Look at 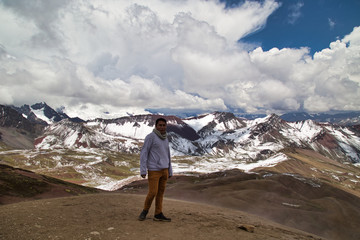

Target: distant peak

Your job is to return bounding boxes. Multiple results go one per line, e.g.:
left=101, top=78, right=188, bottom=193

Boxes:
left=31, top=102, right=49, bottom=110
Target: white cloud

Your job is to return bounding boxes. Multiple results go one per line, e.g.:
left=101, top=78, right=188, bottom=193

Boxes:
left=306, top=27, right=360, bottom=112
left=343, top=26, right=360, bottom=47
left=328, top=18, right=335, bottom=29
left=0, top=0, right=359, bottom=117
left=63, top=103, right=150, bottom=120
left=287, top=1, right=304, bottom=24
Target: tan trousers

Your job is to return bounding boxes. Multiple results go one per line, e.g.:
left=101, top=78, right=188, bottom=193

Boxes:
left=143, top=169, right=169, bottom=215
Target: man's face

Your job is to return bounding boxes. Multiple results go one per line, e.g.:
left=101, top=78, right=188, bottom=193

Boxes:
left=156, top=120, right=167, bottom=135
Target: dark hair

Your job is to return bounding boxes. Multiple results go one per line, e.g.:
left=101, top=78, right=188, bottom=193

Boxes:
left=155, top=117, right=167, bottom=126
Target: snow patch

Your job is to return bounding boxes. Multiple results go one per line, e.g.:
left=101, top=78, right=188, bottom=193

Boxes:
left=283, top=173, right=321, bottom=188
left=183, top=114, right=215, bottom=132
left=172, top=153, right=288, bottom=174
left=104, top=122, right=152, bottom=139
left=97, top=175, right=142, bottom=191
left=31, top=108, right=53, bottom=124
left=282, top=202, right=301, bottom=208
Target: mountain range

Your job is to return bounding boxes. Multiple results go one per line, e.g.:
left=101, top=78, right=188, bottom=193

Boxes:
left=1, top=102, right=358, bottom=162
left=0, top=102, right=359, bottom=184
left=14, top=104, right=360, bottom=160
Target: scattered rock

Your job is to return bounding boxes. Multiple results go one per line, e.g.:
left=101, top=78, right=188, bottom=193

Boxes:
left=238, top=224, right=255, bottom=233
left=34, top=224, right=42, bottom=228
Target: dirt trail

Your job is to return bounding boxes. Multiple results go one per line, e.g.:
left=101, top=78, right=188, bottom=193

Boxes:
left=0, top=193, right=322, bottom=240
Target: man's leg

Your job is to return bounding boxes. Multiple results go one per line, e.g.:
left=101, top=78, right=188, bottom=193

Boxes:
left=155, top=169, right=168, bottom=215
left=143, top=171, right=162, bottom=211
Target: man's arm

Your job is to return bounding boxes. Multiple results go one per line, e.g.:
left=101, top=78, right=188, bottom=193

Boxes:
left=168, top=142, right=173, bottom=178
left=140, top=134, right=152, bottom=178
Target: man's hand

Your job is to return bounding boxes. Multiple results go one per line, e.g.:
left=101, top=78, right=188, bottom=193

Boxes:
left=141, top=174, right=146, bottom=178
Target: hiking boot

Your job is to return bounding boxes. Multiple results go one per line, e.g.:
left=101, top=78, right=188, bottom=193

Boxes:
left=153, top=212, right=171, bottom=222
left=138, top=210, right=148, bottom=221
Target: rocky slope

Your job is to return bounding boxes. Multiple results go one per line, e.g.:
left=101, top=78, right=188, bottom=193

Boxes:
left=0, top=164, right=102, bottom=205
left=0, top=105, right=44, bottom=149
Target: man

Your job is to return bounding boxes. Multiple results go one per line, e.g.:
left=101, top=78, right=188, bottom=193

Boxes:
left=138, top=117, right=173, bottom=222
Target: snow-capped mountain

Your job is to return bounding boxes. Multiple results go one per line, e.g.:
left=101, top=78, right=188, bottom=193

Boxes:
left=5, top=102, right=359, bottom=163
left=11, top=102, right=83, bottom=125
left=34, top=111, right=360, bottom=164
left=184, top=112, right=246, bottom=136
left=35, top=114, right=200, bottom=154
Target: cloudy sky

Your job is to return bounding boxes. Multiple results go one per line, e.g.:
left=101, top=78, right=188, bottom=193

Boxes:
left=0, top=0, right=359, bottom=119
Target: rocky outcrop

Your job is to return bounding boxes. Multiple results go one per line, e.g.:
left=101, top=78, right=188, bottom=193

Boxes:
left=0, top=105, right=44, bottom=135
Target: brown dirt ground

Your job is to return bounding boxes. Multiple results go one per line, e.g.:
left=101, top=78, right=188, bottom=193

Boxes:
left=0, top=193, right=323, bottom=240
left=120, top=169, right=360, bottom=240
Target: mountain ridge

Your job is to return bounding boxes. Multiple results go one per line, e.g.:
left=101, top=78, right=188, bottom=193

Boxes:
left=5, top=102, right=360, bottom=125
